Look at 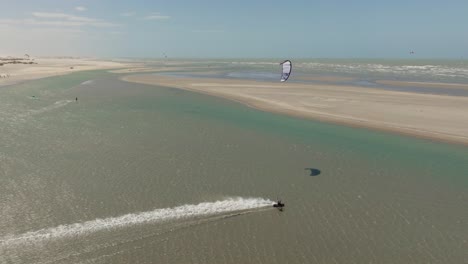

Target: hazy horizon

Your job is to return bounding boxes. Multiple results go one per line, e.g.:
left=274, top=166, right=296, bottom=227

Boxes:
left=1, top=0, right=468, bottom=59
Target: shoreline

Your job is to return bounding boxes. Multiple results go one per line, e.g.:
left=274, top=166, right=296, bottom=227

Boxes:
left=0, top=57, right=130, bottom=88
left=122, top=74, right=468, bottom=146
left=376, top=80, right=468, bottom=90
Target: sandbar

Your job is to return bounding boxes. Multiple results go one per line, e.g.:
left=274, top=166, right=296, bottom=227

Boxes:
left=0, top=57, right=129, bottom=87
left=122, top=74, right=468, bottom=146
left=376, top=80, right=468, bottom=90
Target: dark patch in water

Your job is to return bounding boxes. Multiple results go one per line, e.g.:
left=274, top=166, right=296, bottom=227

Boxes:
left=305, top=168, right=321, bottom=176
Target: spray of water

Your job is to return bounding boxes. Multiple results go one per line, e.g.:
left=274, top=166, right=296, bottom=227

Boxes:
left=1, top=197, right=273, bottom=245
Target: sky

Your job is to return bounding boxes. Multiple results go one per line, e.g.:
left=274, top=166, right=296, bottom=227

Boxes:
left=0, top=0, right=467, bottom=58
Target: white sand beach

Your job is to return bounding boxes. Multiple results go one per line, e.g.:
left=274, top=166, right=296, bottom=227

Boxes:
left=0, top=57, right=128, bottom=87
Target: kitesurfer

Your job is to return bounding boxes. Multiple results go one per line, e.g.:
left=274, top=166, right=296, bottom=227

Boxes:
left=273, top=200, right=285, bottom=211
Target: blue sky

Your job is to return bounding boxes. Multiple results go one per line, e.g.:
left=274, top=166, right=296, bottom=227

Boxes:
left=1, top=0, right=467, bottom=58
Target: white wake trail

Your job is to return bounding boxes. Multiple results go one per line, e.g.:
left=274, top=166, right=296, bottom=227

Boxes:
left=29, top=100, right=74, bottom=116
left=80, top=80, right=94, bottom=85
left=1, top=197, right=273, bottom=246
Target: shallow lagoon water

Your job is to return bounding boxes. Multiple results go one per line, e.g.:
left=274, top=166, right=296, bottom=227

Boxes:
left=0, top=70, right=467, bottom=263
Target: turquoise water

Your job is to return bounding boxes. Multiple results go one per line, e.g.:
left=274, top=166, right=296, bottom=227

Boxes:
left=0, top=70, right=467, bottom=263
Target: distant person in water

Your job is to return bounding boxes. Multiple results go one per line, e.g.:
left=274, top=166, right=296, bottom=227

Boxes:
left=75, top=97, right=78, bottom=102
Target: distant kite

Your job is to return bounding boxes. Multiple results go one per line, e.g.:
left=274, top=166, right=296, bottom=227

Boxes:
left=280, top=60, right=292, bottom=82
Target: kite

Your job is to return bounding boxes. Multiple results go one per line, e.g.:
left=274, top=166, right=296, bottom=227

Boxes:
left=280, top=60, right=292, bottom=82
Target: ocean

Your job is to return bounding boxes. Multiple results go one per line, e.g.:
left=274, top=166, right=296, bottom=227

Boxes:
left=0, top=63, right=467, bottom=263
left=155, top=58, right=468, bottom=96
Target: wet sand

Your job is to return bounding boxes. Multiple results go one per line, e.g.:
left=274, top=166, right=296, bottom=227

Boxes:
left=377, top=80, right=468, bottom=90
left=123, top=74, right=468, bottom=146
left=109, top=66, right=217, bottom=74
left=294, top=75, right=355, bottom=83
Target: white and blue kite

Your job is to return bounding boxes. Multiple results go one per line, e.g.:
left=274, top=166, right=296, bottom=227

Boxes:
left=280, top=60, right=292, bottom=82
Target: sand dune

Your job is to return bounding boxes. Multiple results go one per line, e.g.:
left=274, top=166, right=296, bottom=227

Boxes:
left=123, top=74, right=468, bottom=145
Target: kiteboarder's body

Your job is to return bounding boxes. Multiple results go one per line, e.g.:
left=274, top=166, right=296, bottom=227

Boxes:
left=273, top=200, right=285, bottom=211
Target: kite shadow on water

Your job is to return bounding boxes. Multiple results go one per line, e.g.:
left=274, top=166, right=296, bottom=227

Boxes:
left=305, top=168, right=321, bottom=176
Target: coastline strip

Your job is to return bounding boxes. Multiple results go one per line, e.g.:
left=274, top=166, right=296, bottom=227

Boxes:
left=122, top=74, right=468, bottom=146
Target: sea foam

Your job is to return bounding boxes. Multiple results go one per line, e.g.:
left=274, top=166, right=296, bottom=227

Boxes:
left=0, top=197, right=273, bottom=245
left=80, top=80, right=94, bottom=85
